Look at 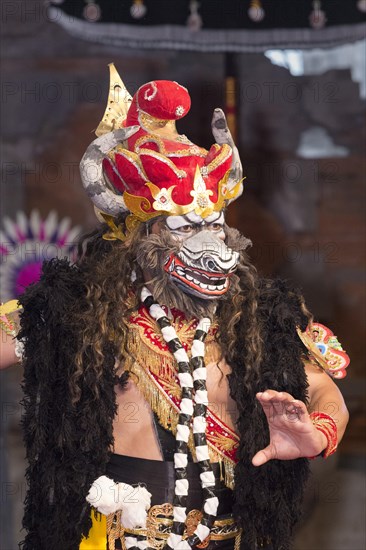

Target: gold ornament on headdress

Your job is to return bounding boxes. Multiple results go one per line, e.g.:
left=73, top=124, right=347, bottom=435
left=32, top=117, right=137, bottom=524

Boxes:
left=89, top=64, right=244, bottom=237
left=124, top=165, right=245, bottom=222
left=101, top=212, right=141, bottom=242
left=94, top=64, right=139, bottom=241
left=95, top=63, right=132, bottom=137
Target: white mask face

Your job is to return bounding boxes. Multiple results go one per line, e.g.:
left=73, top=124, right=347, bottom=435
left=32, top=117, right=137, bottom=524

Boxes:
left=162, top=210, right=239, bottom=300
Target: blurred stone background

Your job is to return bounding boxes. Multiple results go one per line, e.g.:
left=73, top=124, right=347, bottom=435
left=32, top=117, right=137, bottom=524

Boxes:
left=0, top=1, right=365, bottom=549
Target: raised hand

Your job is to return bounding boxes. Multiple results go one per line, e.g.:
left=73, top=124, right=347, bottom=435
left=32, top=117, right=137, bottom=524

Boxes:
left=252, top=390, right=327, bottom=466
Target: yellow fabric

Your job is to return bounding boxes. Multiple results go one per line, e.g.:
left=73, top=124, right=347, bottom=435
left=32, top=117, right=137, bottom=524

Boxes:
left=0, top=300, right=21, bottom=316
left=79, top=512, right=107, bottom=550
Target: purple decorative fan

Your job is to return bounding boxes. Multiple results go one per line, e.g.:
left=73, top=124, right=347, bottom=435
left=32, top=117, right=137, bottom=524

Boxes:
left=0, top=210, right=81, bottom=301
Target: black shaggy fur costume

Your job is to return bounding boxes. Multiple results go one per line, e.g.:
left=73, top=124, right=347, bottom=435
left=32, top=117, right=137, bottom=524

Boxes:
left=18, top=259, right=310, bottom=550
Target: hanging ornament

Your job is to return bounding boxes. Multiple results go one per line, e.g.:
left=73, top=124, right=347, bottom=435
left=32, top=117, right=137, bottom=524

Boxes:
left=130, top=0, right=147, bottom=19
left=187, top=0, right=203, bottom=31
left=248, top=0, right=265, bottom=22
left=357, top=0, right=366, bottom=12
left=83, top=0, right=101, bottom=22
left=309, top=1, right=327, bottom=29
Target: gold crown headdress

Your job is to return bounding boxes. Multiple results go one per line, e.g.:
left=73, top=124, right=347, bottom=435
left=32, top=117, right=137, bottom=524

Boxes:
left=79, top=64, right=244, bottom=237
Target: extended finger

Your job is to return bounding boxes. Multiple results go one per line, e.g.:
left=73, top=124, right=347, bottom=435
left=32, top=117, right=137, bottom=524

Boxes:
left=257, top=392, right=307, bottom=421
left=257, top=390, right=296, bottom=402
left=256, top=392, right=284, bottom=420
left=256, top=391, right=293, bottom=416
left=252, top=444, right=277, bottom=467
left=283, top=398, right=307, bottom=420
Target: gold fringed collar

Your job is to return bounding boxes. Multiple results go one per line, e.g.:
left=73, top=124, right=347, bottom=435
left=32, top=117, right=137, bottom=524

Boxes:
left=124, top=301, right=239, bottom=490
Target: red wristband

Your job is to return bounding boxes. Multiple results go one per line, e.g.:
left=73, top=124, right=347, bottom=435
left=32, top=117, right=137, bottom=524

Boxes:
left=309, top=411, right=338, bottom=458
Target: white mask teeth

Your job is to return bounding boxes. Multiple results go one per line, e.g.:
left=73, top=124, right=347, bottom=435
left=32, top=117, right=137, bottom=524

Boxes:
left=176, top=266, right=185, bottom=277
left=173, top=266, right=228, bottom=293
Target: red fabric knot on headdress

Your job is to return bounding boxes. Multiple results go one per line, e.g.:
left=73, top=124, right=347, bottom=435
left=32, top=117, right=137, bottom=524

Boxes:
left=136, top=80, right=191, bottom=120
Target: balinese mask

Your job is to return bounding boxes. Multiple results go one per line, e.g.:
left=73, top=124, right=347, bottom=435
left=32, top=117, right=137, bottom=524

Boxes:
left=79, top=64, right=244, bottom=301
left=162, top=212, right=239, bottom=299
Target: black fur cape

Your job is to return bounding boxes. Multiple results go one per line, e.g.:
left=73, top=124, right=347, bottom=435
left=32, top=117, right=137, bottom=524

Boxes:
left=18, top=259, right=310, bottom=550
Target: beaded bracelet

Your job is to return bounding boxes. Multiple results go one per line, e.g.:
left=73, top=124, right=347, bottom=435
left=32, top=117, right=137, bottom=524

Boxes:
left=309, top=411, right=338, bottom=458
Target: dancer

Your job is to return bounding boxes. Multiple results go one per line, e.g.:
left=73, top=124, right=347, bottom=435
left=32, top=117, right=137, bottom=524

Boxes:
left=6, top=66, right=349, bottom=550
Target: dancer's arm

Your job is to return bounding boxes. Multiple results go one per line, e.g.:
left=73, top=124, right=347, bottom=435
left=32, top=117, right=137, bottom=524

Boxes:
left=252, top=362, right=349, bottom=466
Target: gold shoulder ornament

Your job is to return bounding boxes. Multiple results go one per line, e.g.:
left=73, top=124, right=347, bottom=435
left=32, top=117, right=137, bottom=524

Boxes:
left=297, top=322, right=350, bottom=379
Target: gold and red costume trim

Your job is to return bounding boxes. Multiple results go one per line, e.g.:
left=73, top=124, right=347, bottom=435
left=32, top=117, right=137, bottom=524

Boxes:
left=297, top=322, right=350, bottom=379
left=99, top=70, right=242, bottom=222
left=309, top=411, right=338, bottom=458
left=103, top=142, right=237, bottom=221
left=124, top=301, right=239, bottom=489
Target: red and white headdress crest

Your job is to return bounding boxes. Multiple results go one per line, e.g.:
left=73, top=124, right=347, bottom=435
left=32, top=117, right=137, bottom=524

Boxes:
left=80, top=64, right=244, bottom=224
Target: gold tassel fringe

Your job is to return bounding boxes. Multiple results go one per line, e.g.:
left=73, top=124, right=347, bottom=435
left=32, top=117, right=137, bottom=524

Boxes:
left=127, top=358, right=235, bottom=490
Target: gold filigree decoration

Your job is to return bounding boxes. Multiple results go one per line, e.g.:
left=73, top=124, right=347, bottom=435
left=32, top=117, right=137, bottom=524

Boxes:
left=121, top=167, right=243, bottom=221
left=135, top=134, right=165, bottom=153
left=95, top=63, right=132, bottom=137
left=146, top=183, right=177, bottom=212
left=208, top=432, right=240, bottom=453
left=126, top=305, right=218, bottom=363
left=123, top=193, right=158, bottom=222
left=0, top=300, right=21, bottom=317
left=111, top=147, right=149, bottom=182
left=297, top=322, right=350, bottom=378
left=186, top=510, right=210, bottom=548
left=189, top=165, right=215, bottom=217
left=101, top=213, right=127, bottom=241
left=105, top=504, right=240, bottom=549
left=205, top=143, right=232, bottom=174
left=101, top=213, right=141, bottom=242
left=106, top=510, right=123, bottom=550
left=134, top=134, right=207, bottom=158
left=139, top=148, right=187, bottom=179
left=138, top=112, right=181, bottom=141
